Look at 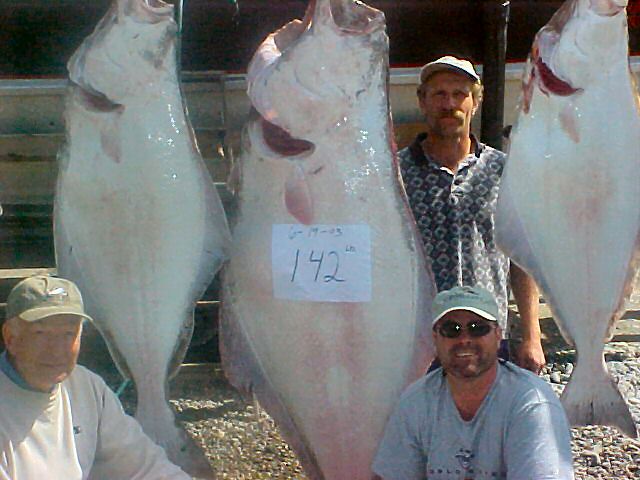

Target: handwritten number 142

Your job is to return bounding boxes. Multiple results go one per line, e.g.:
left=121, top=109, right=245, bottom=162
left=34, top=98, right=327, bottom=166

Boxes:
left=290, top=249, right=345, bottom=283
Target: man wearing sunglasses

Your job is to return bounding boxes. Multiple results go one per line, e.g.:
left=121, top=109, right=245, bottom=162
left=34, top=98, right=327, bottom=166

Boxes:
left=372, top=286, right=574, bottom=480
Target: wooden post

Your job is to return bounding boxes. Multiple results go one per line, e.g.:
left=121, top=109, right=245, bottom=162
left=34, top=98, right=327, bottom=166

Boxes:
left=481, top=0, right=510, bottom=151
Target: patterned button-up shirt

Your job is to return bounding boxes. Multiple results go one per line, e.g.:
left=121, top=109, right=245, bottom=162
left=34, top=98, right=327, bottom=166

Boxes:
left=399, top=133, right=510, bottom=330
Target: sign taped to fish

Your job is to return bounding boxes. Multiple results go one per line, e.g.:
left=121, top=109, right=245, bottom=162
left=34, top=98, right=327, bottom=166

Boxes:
left=272, top=224, right=372, bottom=302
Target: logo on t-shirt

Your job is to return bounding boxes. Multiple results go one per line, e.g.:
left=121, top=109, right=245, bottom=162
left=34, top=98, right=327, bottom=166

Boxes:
left=455, top=448, right=474, bottom=470
left=73, top=426, right=82, bottom=434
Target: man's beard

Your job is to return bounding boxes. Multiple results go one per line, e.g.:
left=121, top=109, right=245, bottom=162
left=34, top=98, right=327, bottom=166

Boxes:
left=442, top=344, right=495, bottom=379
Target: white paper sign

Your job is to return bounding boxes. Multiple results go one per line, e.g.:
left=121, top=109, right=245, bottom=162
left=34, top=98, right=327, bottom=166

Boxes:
left=272, top=224, right=372, bottom=302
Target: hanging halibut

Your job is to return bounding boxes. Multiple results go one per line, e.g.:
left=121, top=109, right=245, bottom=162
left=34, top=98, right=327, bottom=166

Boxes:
left=220, top=0, right=436, bottom=478
left=496, top=0, right=638, bottom=437
left=54, top=0, right=230, bottom=474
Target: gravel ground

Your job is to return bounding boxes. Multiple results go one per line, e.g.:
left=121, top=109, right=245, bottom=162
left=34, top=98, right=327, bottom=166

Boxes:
left=104, top=340, right=640, bottom=479
left=544, top=342, right=640, bottom=479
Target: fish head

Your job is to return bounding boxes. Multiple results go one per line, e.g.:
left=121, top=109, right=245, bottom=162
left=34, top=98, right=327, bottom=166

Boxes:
left=586, top=0, right=628, bottom=15
left=520, top=0, right=629, bottom=113
left=248, top=0, right=388, bottom=143
left=68, top=0, right=177, bottom=104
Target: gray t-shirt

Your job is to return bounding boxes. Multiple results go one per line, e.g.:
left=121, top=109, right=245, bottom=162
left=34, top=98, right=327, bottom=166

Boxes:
left=372, top=361, right=574, bottom=480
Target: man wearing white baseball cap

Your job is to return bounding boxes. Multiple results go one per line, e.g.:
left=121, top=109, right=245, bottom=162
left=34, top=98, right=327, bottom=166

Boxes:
left=0, top=275, right=190, bottom=480
left=398, top=54, right=545, bottom=374
left=372, top=286, right=574, bottom=480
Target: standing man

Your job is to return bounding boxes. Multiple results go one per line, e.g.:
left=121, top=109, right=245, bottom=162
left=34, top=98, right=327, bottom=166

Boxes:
left=399, top=56, right=544, bottom=372
left=372, top=286, right=574, bottom=480
left=0, top=275, right=191, bottom=480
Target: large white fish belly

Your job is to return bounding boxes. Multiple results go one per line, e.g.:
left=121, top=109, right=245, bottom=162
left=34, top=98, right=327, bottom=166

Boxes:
left=501, top=80, right=640, bottom=345
left=54, top=2, right=230, bottom=473
left=221, top=2, right=435, bottom=477
left=57, top=90, right=225, bottom=378
left=223, top=125, right=433, bottom=480
left=497, top=5, right=640, bottom=436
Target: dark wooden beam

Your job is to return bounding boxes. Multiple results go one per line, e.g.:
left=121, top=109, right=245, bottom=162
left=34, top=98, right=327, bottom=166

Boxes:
left=480, top=0, right=510, bottom=151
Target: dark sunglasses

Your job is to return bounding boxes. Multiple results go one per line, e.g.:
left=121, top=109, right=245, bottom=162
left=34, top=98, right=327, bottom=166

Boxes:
left=436, top=320, right=495, bottom=339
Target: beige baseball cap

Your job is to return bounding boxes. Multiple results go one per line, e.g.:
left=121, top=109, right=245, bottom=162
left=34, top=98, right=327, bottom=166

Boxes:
left=431, top=285, right=498, bottom=327
left=6, top=275, right=93, bottom=323
left=420, top=56, right=480, bottom=84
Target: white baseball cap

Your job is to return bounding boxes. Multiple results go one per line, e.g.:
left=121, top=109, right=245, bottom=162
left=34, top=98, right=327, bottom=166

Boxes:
left=431, top=285, right=498, bottom=327
left=420, top=56, right=480, bottom=84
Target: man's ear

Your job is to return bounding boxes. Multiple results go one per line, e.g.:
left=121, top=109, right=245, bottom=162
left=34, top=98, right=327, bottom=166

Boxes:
left=472, top=95, right=481, bottom=116
left=494, top=325, right=503, bottom=343
left=2, top=322, right=14, bottom=353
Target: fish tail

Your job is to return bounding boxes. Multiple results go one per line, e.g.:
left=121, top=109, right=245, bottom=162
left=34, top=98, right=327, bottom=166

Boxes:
left=561, top=360, right=637, bottom=438
left=135, top=384, right=182, bottom=446
left=135, top=387, right=214, bottom=476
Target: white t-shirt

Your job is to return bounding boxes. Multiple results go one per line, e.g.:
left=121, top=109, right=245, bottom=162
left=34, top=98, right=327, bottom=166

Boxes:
left=372, top=361, right=574, bottom=480
left=0, top=364, right=190, bottom=480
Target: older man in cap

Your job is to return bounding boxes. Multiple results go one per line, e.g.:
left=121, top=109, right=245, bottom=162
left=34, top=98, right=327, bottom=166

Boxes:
left=399, top=55, right=545, bottom=373
left=0, top=275, right=190, bottom=480
left=372, top=285, right=574, bottom=480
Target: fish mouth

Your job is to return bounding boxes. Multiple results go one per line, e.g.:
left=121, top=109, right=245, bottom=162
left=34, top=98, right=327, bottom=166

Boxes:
left=144, top=0, right=173, bottom=11
left=589, top=0, right=627, bottom=16
left=280, top=0, right=385, bottom=49
left=128, top=0, right=175, bottom=23
left=329, top=0, right=385, bottom=35
left=309, top=0, right=384, bottom=36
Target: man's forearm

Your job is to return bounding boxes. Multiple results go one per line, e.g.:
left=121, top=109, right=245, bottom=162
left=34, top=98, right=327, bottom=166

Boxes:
left=510, top=263, right=540, bottom=341
left=510, top=263, right=545, bottom=372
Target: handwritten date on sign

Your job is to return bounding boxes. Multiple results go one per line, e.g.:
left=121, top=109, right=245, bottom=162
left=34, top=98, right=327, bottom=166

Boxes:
left=272, top=224, right=372, bottom=302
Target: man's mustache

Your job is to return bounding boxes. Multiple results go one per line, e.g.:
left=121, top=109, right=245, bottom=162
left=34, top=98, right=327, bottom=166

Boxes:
left=439, top=110, right=465, bottom=120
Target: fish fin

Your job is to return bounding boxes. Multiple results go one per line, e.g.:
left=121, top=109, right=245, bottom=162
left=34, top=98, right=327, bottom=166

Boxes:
left=247, top=15, right=310, bottom=124
left=559, top=103, right=580, bottom=143
left=285, top=164, right=314, bottom=225
left=273, top=19, right=309, bottom=52
left=219, top=281, right=324, bottom=479
left=561, top=359, right=637, bottom=438
left=495, top=179, right=580, bottom=346
left=99, top=325, right=134, bottom=380
left=54, top=214, right=134, bottom=377
left=167, top=311, right=194, bottom=380
left=408, top=258, right=437, bottom=381
left=496, top=179, right=543, bottom=281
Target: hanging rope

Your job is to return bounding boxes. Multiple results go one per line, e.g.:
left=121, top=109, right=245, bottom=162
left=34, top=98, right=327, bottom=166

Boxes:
left=115, top=378, right=131, bottom=397
left=229, top=0, right=240, bottom=18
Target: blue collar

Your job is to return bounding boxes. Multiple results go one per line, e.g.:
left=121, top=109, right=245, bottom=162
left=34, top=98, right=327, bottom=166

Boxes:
left=0, top=351, right=41, bottom=391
